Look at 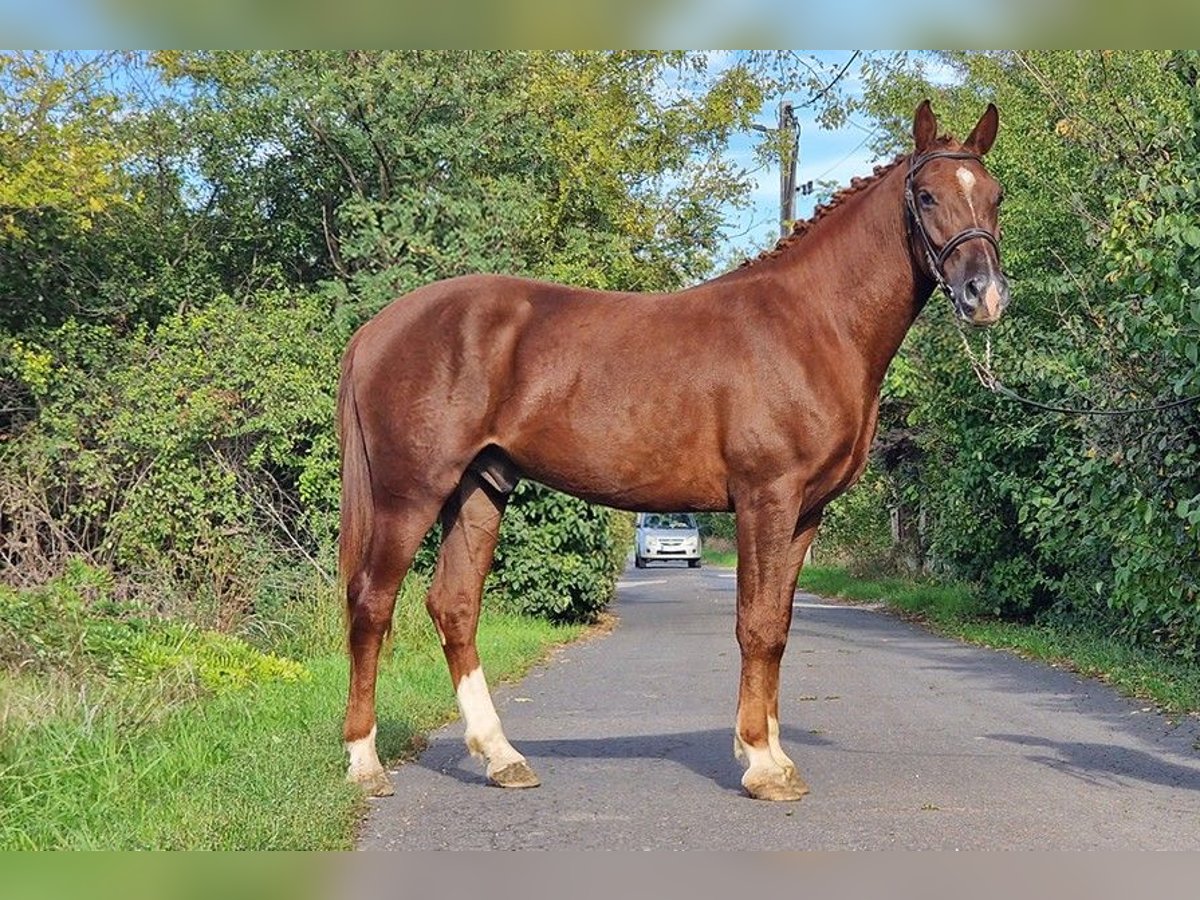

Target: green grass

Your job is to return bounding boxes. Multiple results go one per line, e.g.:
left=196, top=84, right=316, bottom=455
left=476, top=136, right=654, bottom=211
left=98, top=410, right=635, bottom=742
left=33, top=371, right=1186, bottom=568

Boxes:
left=712, top=557, right=1200, bottom=716
left=797, top=565, right=981, bottom=623
left=800, top=565, right=1200, bottom=715
left=702, top=546, right=738, bottom=568
left=0, top=582, right=581, bottom=849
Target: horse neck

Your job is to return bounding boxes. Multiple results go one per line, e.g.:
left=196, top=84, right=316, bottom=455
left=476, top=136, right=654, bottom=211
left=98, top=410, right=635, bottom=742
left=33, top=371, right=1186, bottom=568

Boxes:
left=774, top=164, right=934, bottom=388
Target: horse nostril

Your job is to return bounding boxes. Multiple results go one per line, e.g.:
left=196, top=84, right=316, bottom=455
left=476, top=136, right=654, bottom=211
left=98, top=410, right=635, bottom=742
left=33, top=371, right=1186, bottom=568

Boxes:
left=964, top=277, right=984, bottom=303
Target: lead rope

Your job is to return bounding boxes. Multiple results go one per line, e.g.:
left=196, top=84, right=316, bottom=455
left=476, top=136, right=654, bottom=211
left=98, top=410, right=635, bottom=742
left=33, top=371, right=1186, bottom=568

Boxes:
left=954, top=322, right=997, bottom=391
left=908, top=150, right=1200, bottom=416
left=953, top=319, right=1200, bottom=416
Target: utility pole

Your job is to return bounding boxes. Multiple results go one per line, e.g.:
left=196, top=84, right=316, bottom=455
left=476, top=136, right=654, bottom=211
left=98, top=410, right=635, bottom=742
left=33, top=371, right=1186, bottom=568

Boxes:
left=753, top=101, right=802, bottom=239
left=777, top=100, right=799, bottom=238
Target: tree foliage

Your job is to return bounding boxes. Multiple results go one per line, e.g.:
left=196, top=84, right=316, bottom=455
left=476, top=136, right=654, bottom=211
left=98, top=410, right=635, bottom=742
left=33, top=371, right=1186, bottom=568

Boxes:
left=149, top=51, right=763, bottom=307
left=0, top=52, right=129, bottom=235
left=852, top=51, right=1200, bottom=656
left=2, top=51, right=789, bottom=633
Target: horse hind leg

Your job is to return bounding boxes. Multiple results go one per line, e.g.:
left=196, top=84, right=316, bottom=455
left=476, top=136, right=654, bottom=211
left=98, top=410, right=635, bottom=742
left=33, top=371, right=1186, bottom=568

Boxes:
left=345, top=502, right=441, bottom=797
left=429, top=470, right=539, bottom=789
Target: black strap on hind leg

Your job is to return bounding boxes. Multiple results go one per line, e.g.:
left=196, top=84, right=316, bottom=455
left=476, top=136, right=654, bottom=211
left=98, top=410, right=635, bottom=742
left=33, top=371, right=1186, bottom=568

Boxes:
left=468, top=447, right=520, bottom=496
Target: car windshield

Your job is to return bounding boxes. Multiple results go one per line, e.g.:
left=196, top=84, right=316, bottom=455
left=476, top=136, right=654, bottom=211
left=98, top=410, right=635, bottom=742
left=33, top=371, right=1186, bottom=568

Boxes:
left=643, top=514, right=696, bottom=530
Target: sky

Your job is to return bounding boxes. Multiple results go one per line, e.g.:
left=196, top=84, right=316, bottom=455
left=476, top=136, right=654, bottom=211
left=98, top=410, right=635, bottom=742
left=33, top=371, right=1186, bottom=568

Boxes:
left=719, top=50, right=959, bottom=258
left=720, top=51, right=880, bottom=255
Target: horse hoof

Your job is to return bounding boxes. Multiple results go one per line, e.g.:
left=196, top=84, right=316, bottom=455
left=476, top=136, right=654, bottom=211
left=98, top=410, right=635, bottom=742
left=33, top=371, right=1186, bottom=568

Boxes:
left=489, top=760, right=541, bottom=789
left=743, top=768, right=810, bottom=802
left=350, top=769, right=395, bottom=797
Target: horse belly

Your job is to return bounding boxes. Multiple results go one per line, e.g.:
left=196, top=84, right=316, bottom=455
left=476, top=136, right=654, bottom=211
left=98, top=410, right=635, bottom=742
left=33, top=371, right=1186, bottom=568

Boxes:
left=501, top=392, right=731, bottom=512
left=524, top=455, right=730, bottom=512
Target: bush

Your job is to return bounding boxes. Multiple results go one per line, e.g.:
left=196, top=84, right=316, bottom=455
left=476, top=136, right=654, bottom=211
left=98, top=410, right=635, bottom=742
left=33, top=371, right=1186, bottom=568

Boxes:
left=696, top=512, right=736, bottom=541
left=486, top=482, right=625, bottom=623
left=2, top=291, right=345, bottom=633
left=0, top=559, right=306, bottom=693
left=814, top=464, right=895, bottom=574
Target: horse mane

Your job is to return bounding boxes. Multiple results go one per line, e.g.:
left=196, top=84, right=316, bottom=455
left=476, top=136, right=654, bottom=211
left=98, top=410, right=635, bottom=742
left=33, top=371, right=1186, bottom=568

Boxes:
left=739, top=152, right=911, bottom=269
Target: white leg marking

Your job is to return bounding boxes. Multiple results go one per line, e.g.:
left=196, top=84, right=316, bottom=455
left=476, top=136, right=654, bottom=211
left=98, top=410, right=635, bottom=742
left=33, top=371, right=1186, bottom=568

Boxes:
left=766, top=714, right=796, bottom=773
left=734, top=719, right=790, bottom=775
left=456, top=667, right=525, bottom=774
left=346, top=724, right=384, bottom=779
left=735, top=718, right=807, bottom=799
left=738, top=736, right=782, bottom=774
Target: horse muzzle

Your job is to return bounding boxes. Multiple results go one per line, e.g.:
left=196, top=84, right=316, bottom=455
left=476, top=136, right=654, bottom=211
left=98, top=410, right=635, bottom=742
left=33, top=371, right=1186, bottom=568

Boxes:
left=954, top=273, right=1010, bottom=326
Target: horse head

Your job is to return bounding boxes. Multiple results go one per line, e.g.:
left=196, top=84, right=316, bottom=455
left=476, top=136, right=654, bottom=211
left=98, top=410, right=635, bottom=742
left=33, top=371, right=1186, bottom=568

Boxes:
left=907, top=100, right=1010, bottom=326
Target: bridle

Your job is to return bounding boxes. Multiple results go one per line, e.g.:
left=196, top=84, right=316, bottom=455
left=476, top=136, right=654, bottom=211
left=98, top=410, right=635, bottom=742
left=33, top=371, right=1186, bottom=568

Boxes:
left=904, top=149, right=1001, bottom=303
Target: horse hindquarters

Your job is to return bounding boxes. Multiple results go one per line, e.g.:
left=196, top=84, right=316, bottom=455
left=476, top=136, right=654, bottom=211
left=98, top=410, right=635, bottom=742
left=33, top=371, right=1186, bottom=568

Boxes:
left=339, top=354, right=446, bottom=796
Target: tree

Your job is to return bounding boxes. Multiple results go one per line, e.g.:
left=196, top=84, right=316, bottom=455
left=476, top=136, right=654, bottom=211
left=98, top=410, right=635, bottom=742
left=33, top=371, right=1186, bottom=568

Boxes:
left=6, top=52, right=821, bottom=629
left=150, top=51, right=766, bottom=313
left=854, top=51, right=1200, bottom=654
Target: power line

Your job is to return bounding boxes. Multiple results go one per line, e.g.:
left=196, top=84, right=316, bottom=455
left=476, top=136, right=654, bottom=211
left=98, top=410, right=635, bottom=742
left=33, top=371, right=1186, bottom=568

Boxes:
left=799, top=51, right=861, bottom=110
left=811, top=128, right=879, bottom=183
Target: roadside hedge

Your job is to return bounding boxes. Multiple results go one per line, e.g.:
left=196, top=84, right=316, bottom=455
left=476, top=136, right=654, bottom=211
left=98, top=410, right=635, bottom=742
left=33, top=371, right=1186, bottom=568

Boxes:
left=854, top=51, right=1200, bottom=658
left=3, top=289, right=626, bottom=634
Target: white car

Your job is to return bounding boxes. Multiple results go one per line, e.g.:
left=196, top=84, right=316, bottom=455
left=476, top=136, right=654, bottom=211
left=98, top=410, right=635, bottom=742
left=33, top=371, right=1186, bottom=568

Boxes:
left=634, top=512, right=702, bottom=568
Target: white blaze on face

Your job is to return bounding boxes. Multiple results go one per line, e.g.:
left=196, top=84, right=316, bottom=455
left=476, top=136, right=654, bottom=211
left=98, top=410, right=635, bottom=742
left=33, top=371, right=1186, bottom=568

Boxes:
left=346, top=724, right=384, bottom=779
left=956, top=166, right=978, bottom=223
left=955, top=164, right=1000, bottom=296
left=456, top=667, right=525, bottom=772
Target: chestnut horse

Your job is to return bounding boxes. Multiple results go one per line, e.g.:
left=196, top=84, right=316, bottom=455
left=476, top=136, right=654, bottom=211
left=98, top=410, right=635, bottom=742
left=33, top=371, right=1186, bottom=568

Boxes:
left=338, top=101, right=1009, bottom=801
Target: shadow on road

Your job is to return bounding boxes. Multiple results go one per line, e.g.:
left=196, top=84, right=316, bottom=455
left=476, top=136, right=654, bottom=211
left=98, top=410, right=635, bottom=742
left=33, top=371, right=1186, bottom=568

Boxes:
left=787, top=601, right=1200, bottom=776
left=986, top=733, right=1200, bottom=792
left=417, top=723, right=833, bottom=794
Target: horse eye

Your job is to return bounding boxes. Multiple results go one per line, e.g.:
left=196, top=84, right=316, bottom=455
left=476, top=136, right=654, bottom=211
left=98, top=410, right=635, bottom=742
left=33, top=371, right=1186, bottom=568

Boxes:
left=918, top=190, right=936, bottom=207
left=996, top=191, right=1005, bottom=206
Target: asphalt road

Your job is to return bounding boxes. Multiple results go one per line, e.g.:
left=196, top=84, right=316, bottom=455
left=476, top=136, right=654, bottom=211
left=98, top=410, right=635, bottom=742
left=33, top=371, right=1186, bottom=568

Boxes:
left=358, top=564, right=1200, bottom=850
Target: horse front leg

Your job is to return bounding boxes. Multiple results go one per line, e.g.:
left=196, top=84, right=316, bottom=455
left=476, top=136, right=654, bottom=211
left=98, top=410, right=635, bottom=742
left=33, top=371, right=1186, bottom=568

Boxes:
left=732, top=482, right=819, bottom=801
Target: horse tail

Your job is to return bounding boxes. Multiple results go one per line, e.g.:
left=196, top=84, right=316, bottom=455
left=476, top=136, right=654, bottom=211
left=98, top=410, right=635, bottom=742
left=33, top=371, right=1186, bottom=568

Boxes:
left=337, top=338, right=372, bottom=626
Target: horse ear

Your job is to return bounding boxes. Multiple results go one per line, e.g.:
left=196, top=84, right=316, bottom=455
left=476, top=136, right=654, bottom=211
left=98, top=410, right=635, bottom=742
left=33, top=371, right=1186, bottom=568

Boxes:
left=912, top=99, right=937, bottom=153
left=964, top=103, right=999, bottom=156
